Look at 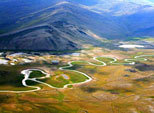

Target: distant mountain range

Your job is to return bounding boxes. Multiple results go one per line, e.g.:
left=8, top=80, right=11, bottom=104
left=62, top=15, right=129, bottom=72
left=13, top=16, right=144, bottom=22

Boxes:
left=0, top=0, right=153, bottom=51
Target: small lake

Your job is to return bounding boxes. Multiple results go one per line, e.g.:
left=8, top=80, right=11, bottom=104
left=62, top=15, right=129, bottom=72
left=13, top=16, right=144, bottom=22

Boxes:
left=119, top=45, right=144, bottom=48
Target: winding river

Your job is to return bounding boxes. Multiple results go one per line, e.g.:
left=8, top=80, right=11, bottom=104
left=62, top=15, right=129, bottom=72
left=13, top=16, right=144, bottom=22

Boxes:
left=0, top=55, right=153, bottom=93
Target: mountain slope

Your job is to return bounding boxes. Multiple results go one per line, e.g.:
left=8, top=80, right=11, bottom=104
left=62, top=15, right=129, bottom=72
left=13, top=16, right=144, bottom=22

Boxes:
left=0, top=20, right=105, bottom=51
left=0, top=25, right=79, bottom=51
left=0, top=0, right=154, bottom=51
left=77, top=0, right=154, bottom=15
left=0, top=0, right=62, bottom=34
left=0, top=0, right=153, bottom=38
left=0, top=1, right=128, bottom=39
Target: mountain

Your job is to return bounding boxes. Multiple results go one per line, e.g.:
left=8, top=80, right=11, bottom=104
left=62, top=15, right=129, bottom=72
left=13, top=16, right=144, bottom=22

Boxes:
left=76, top=0, right=154, bottom=15
left=0, top=20, right=106, bottom=51
left=0, top=1, right=130, bottom=38
left=0, top=0, right=154, bottom=51
left=0, top=0, right=61, bottom=34
left=0, top=24, right=78, bottom=51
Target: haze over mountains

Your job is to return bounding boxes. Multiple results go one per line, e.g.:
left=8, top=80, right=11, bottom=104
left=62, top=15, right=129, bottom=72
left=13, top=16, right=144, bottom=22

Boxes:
left=0, top=0, right=154, bottom=51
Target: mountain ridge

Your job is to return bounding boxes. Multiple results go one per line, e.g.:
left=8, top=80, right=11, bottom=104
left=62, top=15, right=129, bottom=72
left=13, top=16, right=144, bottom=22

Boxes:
left=0, top=0, right=153, bottom=51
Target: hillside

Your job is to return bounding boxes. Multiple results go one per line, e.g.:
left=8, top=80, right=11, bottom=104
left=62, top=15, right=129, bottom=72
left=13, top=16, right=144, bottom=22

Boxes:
left=0, top=21, right=105, bottom=51
left=0, top=0, right=154, bottom=51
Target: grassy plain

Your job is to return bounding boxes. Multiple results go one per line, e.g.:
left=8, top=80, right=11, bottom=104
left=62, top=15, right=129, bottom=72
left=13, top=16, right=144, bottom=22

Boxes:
left=0, top=47, right=153, bottom=113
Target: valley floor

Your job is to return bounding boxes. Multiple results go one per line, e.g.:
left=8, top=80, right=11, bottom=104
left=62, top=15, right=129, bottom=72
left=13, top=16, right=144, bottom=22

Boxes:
left=0, top=47, right=154, bottom=113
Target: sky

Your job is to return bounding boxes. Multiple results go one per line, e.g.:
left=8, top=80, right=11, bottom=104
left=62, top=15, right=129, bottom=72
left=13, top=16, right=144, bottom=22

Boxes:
left=149, top=0, right=154, bottom=2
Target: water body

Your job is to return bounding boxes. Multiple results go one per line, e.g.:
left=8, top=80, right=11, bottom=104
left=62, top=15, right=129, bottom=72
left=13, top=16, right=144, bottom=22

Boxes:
left=119, top=45, right=144, bottom=48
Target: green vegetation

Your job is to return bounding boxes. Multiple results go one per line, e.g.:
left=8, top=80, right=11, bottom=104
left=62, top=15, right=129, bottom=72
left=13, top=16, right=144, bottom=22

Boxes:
left=96, top=57, right=114, bottom=64
left=71, top=61, right=88, bottom=65
left=51, top=91, right=65, bottom=102
left=0, top=47, right=153, bottom=113
left=45, top=70, right=88, bottom=88
left=67, top=71, right=88, bottom=83
left=0, top=66, right=24, bottom=87
left=67, top=85, right=73, bottom=88
left=45, top=78, right=68, bottom=88
left=148, top=96, right=154, bottom=98
left=0, top=65, right=36, bottom=91
left=142, top=38, right=154, bottom=42
left=96, top=57, right=127, bottom=65
left=29, top=70, right=46, bottom=78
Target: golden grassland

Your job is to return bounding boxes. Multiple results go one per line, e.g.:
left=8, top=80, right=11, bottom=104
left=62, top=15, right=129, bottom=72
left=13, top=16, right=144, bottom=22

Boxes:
left=0, top=47, right=153, bottom=113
